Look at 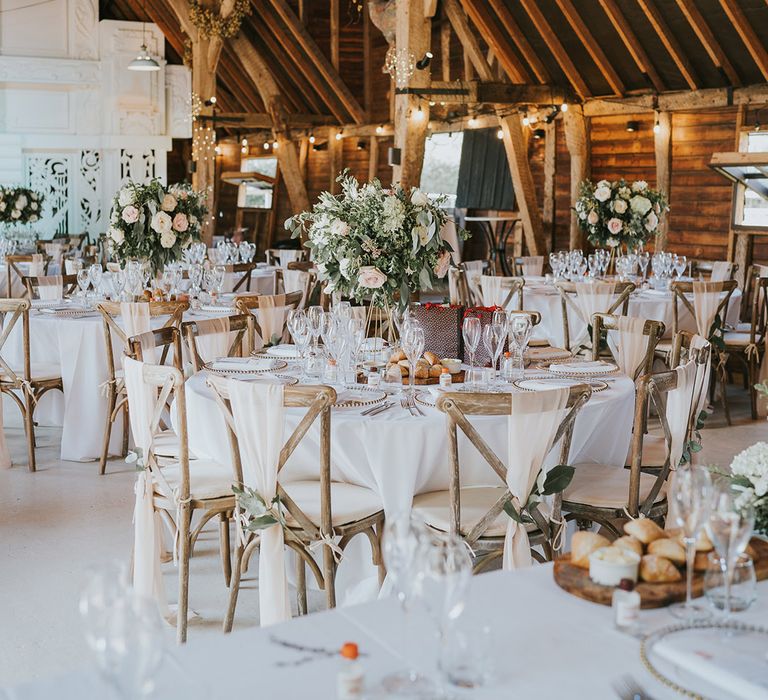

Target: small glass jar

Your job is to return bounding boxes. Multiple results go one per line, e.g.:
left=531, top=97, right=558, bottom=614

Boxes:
left=703, top=552, right=757, bottom=613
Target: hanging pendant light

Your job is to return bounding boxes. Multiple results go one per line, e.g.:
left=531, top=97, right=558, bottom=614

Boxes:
left=128, top=0, right=160, bottom=72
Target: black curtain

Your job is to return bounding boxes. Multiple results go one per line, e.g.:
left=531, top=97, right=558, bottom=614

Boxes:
left=455, top=128, right=515, bottom=210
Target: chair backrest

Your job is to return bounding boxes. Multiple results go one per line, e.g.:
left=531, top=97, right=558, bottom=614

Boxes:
left=98, top=300, right=188, bottom=381
left=0, top=298, right=32, bottom=385
left=555, top=280, right=635, bottom=352
left=23, top=274, right=78, bottom=300
left=127, top=326, right=184, bottom=372
left=691, top=259, right=738, bottom=281
left=448, top=264, right=486, bottom=306
left=670, top=279, right=737, bottom=339
left=591, top=313, right=664, bottom=379
left=183, top=314, right=252, bottom=372
left=509, top=309, right=541, bottom=328
left=225, top=263, right=257, bottom=293
left=435, top=386, right=591, bottom=554
left=514, top=256, right=544, bottom=277
left=235, top=291, right=303, bottom=347
left=267, top=248, right=307, bottom=267
left=276, top=266, right=317, bottom=309
left=742, top=268, right=768, bottom=344
left=6, top=255, right=49, bottom=297
left=479, top=274, right=524, bottom=310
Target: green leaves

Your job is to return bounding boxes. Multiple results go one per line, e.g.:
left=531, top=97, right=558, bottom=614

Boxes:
left=233, top=485, right=283, bottom=532
left=541, top=464, right=575, bottom=496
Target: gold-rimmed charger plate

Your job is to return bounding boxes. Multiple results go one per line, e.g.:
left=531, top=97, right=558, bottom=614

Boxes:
left=239, top=373, right=298, bottom=386
left=513, top=376, right=608, bottom=392
left=334, top=386, right=387, bottom=409
left=203, top=358, right=288, bottom=376
left=536, top=359, right=619, bottom=376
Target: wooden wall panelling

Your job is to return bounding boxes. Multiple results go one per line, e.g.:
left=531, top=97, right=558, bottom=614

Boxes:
left=654, top=111, right=672, bottom=250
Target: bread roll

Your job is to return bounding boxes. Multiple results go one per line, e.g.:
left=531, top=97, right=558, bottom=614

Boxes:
left=693, top=551, right=711, bottom=572
left=624, top=518, right=666, bottom=544
left=673, top=529, right=714, bottom=553
left=640, top=555, right=682, bottom=583
left=386, top=364, right=407, bottom=379
left=424, top=351, right=440, bottom=366
left=414, top=364, right=429, bottom=379
left=613, top=536, right=643, bottom=558
left=571, top=531, right=611, bottom=569
left=429, top=364, right=443, bottom=378
left=647, top=538, right=686, bottom=566
left=389, top=349, right=406, bottom=363
left=397, top=359, right=410, bottom=369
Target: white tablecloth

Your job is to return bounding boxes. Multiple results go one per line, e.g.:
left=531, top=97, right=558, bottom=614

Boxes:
left=7, top=563, right=766, bottom=699
left=523, top=281, right=742, bottom=347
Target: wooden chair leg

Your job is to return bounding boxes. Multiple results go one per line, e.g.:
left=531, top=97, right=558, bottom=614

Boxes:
left=720, top=372, right=732, bottom=426
left=23, top=391, right=36, bottom=472
left=218, top=512, right=231, bottom=587
left=176, top=503, right=192, bottom=645
left=99, top=388, right=117, bottom=475
left=749, top=356, right=758, bottom=420
left=223, top=543, right=245, bottom=633
left=121, top=400, right=129, bottom=457
left=296, top=554, right=307, bottom=616
left=322, top=545, right=336, bottom=610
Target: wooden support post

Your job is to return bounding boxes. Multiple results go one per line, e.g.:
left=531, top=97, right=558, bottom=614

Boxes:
left=440, top=18, right=451, bottom=82
left=653, top=111, right=672, bottom=251
left=392, top=0, right=431, bottom=189
left=368, top=136, right=380, bottom=183
left=730, top=106, right=752, bottom=289
left=363, top=4, right=372, bottom=119
left=543, top=122, right=557, bottom=252
left=444, top=0, right=493, bottom=81
left=563, top=105, right=589, bottom=250
left=497, top=113, right=548, bottom=256
left=299, top=137, right=309, bottom=182
left=330, top=0, right=339, bottom=70
left=328, top=128, right=342, bottom=194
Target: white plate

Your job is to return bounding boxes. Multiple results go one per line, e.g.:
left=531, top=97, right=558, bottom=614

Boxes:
left=204, top=357, right=288, bottom=375
left=514, top=377, right=607, bottom=392
left=199, top=304, right=235, bottom=314
left=264, top=344, right=300, bottom=359
left=240, top=374, right=298, bottom=386
left=334, top=386, right=387, bottom=409
left=548, top=360, right=617, bottom=376
left=31, top=299, right=65, bottom=309
left=527, top=346, right=572, bottom=362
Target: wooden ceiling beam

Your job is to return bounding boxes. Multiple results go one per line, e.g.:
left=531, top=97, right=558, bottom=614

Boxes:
left=267, top=0, right=366, bottom=123
left=211, top=113, right=338, bottom=128
left=717, top=0, right=768, bottom=81
left=635, top=0, right=699, bottom=90
left=487, top=0, right=551, bottom=84
left=674, top=0, right=740, bottom=86
left=554, top=0, right=625, bottom=95
left=443, top=0, right=494, bottom=82
left=597, top=0, right=665, bottom=93
left=401, top=80, right=575, bottom=105
left=519, top=0, right=590, bottom=97
left=458, top=0, right=531, bottom=83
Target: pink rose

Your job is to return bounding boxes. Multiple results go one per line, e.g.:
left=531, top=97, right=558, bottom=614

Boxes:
left=172, top=212, right=189, bottom=232
left=121, top=205, right=139, bottom=224
left=357, top=266, right=387, bottom=289
left=587, top=210, right=599, bottom=225
left=607, top=217, right=623, bottom=235
left=434, top=250, right=451, bottom=278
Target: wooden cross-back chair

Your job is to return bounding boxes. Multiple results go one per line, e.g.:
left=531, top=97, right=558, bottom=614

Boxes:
left=479, top=274, right=525, bottom=310
left=96, top=300, right=188, bottom=475
left=591, top=313, right=665, bottom=380
left=0, top=299, right=63, bottom=471
left=670, top=330, right=709, bottom=368
left=555, top=281, right=635, bottom=353
left=23, top=274, right=79, bottom=300
left=266, top=248, right=307, bottom=267
left=513, top=255, right=545, bottom=277
left=412, top=387, right=592, bottom=573
left=235, top=291, right=303, bottom=346
left=509, top=309, right=541, bottom=327
left=225, top=262, right=257, bottom=293
left=183, top=314, right=253, bottom=372
left=207, top=378, right=385, bottom=632
left=690, top=260, right=738, bottom=281
left=122, top=356, right=235, bottom=643
left=722, top=275, right=768, bottom=419
left=5, top=255, right=49, bottom=298
left=275, top=265, right=319, bottom=309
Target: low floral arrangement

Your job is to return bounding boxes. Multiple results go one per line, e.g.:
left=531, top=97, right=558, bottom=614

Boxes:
left=463, top=305, right=502, bottom=319
left=575, top=179, right=668, bottom=249
left=0, top=186, right=43, bottom=227
left=107, top=179, right=206, bottom=274
left=713, top=441, right=768, bottom=536
left=285, top=171, right=467, bottom=309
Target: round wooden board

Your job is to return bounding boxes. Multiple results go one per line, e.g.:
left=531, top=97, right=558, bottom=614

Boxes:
left=553, top=538, right=768, bottom=609
left=361, top=370, right=465, bottom=385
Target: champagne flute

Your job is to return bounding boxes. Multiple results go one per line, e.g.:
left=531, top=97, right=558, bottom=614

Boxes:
left=462, top=316, right=481, bottom=371
left=402, top=323, right=425, bottom=398
left=307, top=305, right=324, bottom=353
left=509, top=314, right=532, bottom=377
left=89, top=264, right=103, bottom=298
left=76, top=268, right=90, bottom=304
left=707, top=483, right=755, bottom=622
left=669, top=465, right=713, bottom=621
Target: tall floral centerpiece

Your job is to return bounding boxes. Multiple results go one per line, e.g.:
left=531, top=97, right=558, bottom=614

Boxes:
left=0, top=186, right=44, bottom=241
left=575, top=179, right=668, bottom=250
left=285, top=172, right=463, bottom=309
left=713, top=442, right=768, bottom=536
left=108, top=179, right=207, bottom=274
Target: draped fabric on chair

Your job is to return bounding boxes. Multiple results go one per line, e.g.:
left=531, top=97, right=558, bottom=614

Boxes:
left=227, top=378, right=291, bottom=626
left=440, top=220, right=461, bottom=265
left=277, top=250, right=303, bottom=267
left=64, top=259, right=83, bottom=275
left=43, top=243, right=66, bottom=271
left=568, top=282, right=617, bottom=349
left=29, top=254, right=45, bottom=277
left=521, top=256, right=544, bottom=277
left=463, top=262, right=483, bottom=305
left=710, top=261, right=733, bottom=282
left=192, top=317, right=231, bottom=364
left=255, top=294, right=288, bottom=348
left=123, top=357, right=169, bottom=615
left=606, top=316, right=649, bottom=379
left=504, top=388, right=569, bottom=570
left=689, top=335, right=712, bottom=418
left=448, top=267, right=461, bottom=305
left=120, top=302, right=155, bottom=361
left=692, top=281, right=723, bottom=337
left=665, top=360, right=697, bottom=470
left=36, top=276, right=64, bottom=301
left=480, top=275, right=504, bottom=306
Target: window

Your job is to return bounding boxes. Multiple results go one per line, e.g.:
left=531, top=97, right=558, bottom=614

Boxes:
left=741, top=132, right=768, bottom=227
left=419, top=132, right=463, bottom=207
left=241, top=157, right=278, bottom=178
left=236, top=156, right=277, bottom=210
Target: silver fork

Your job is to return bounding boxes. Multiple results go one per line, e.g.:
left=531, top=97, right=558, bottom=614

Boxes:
left=611, top=675, right=655, bottom=700
left=400, top=396, right=416, bottom=416
left=408, top=393, right=425, bottom=416
left=368, top=401, right=394, bottom=416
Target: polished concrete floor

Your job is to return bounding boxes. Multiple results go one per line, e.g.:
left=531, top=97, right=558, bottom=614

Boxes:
left=0, top=387, right=764, bottom=687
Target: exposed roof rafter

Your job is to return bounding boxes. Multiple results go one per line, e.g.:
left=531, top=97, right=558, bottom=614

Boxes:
left=718, top=0, right=768, bottom=81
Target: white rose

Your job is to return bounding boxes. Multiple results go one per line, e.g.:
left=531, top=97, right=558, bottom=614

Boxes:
left=29, top=214, right=38, bottom=222
left=632, top=180, right=648, bottom=193
left=358, top=266, right=387, bottom=289
left=31, top=202, right=38, bottom=211
left=594, top=186, right=611, bottom=202
left=118, top=188, right=134, bottom=207
left=630, top=195, right=652, bottom=216
left=151, top=211, right=173, bottom=235
left=414, top=224, right=433, bottom=246
left=330, top=218, right=350, bottom=237
left=160, top=230, right=176, bottom=249
left=613, top=199, right=628, bottom=214
left=339, top=257, right=354, bottom=279
left=411, top=188, right=429, bottom=207
left=596, top=180, right=610, bottom=189
left=11, top=209, right=20, bottom=219
left=0, top=201, right=6, bottom=212
left=15, top=195, right=27, bottom=209
left=607, top=217, right=623, bottom=235
left=109, top=226, right=124, bottom=244
left=587, top=210, right=599, bottom=225
left=607, top=237, right=619, bottom=248
left=161, top=194, right=177, bottom=212
left=645, top=212, right=659, bottom=232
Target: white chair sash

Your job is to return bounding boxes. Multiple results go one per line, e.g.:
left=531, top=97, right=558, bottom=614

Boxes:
left=37, top=276, right=64, bottom=301
left=448, top=268, right=461, bottom=305
left=120, top=302, right=156, bottom=362
left=521, top=255, right=544, bottom=277
left=665, top=360, right=697, bottom=470
left=193, top=317, right=232, bottom=363
left=65, top=259, right=83, bottom=275
left=710, top=261, right=732, bottom=282
left=440, top=220, right=461, bottom=264
left=254, top=294, right=288, bottom=349
left=29, top=254, right=45, bottom=277
left=278, top=249, right=303, bottom=268
left=44, top=243, right=66, bottom=269
left=480, top=275, right=504, bottom=306
left=504, top=387, right=569, bottom=570
left=692, top=281, right=722, bottom=338
left=607, top=316, right=648, bottom=379
left=227, top=377, right=291, bottom=626
left=574, top=281, right=615, bottom=324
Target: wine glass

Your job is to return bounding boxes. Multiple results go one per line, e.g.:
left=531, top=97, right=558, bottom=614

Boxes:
left=391, top=305, right=410, bottom=344
left=638, top=251, right=650, bottom=281
left=482, top=324, right=503, bottom=386
left=287, top=310, right=310, bottom=380
left=669, top=465, right=713, bottom=621
left=509, top=314, right=532, bottom=376
left=401, top=323, right=425, bottom=397
left=188, top=263, right=203, bottom=298
left=76, top=268, right=90, bottom=304
left=89, top=264, right=103, bottom=297
left=307, top=305, right=324, bottom=353
left=212, top=265, right=226, bottom=296
left=462, top=316, right=481, bottom=371
left=707, top=483, right=755, bottom=621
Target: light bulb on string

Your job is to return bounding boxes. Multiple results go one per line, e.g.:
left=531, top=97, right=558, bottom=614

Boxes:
left=561, top=102, right=569, bottom=113
left=263, top=142, right=270, bottom=150
left=497, top=129, right=503, bottom=140
left=413, top=105, right=424, bottom=122
left=241, top=137, right=248, bottom=147
left=335, top=131, right=343, bottom=141
left=272, top=140, right=279, bottom=149
left=468, top=116, right=478, bottom=127
left=375, top=124, right=384, bottom=134
left=522, top=115, right=530, bottom=126
left=309, top=133, right=316, bottom=144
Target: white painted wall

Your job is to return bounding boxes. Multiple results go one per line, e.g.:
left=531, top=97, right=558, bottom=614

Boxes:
left=0, top=1, right=191, bottom=239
